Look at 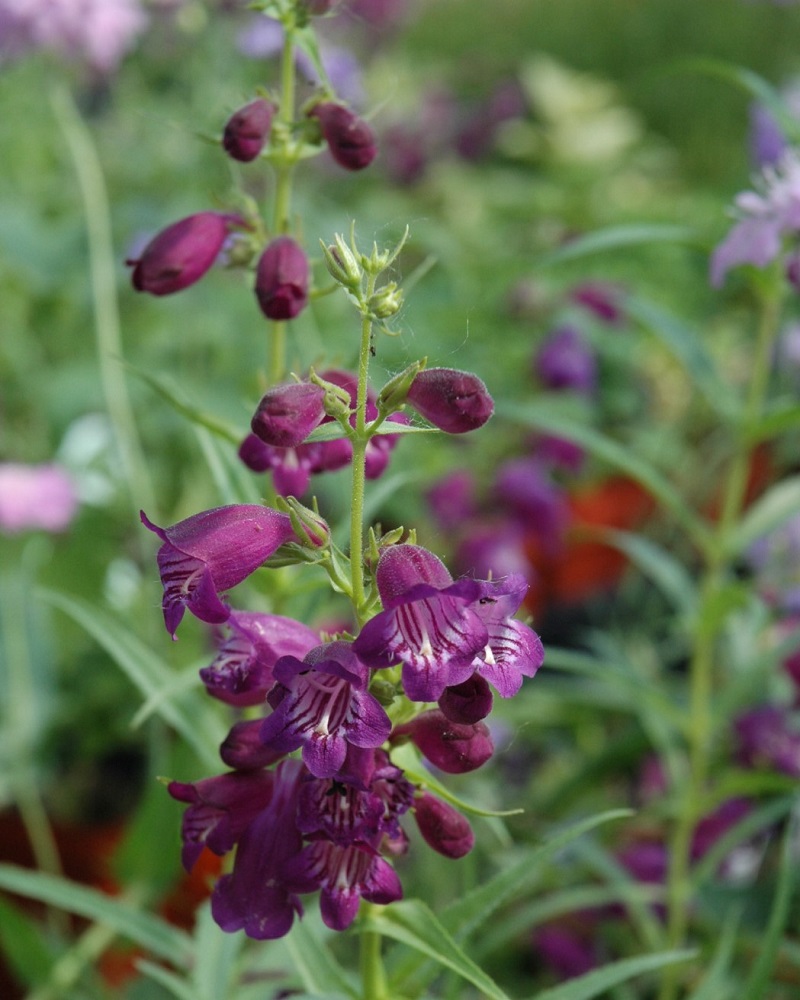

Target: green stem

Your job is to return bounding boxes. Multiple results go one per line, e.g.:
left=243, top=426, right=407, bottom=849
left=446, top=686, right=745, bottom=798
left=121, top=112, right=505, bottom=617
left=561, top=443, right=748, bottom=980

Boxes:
left=50, top=83, right=156, bottom=521
left=359, top=905, right=388, bottom=1000
left=659, top=283, right=782, bottom=1000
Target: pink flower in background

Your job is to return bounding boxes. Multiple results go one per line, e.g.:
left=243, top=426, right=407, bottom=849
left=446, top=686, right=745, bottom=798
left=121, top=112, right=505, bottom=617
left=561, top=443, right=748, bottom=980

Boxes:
left=0, top=0, right=147, bottom=73
left=0, top=463, right=78, bottom=535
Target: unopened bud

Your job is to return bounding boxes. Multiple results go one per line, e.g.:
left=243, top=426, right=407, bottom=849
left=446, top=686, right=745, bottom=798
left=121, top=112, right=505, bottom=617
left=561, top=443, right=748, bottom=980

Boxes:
left=277, top=496, right=331, bottom=549
left=127, top=212, right=236, bottom=296
left=438, top=673, right=493, bottom=724
left=406, top=368, right=494, bottom=434
left=396, top=709, right=494, bottom=773
left=367, top=281, right=403, bottom=319
left=377, top=359, right=425, bottom=413
left=413, top=792, right=475, bottom=859
left=222, top=98, right=275, bottom=163
left=309, top=102, right=377, bottom=171
left=255, top=236, right=309, bottom=320
left=251, top=381, right=326, bottom=448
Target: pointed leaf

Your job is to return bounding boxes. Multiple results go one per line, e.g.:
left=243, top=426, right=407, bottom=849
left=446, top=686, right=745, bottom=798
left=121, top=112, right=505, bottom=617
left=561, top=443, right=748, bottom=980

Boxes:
left=687, top=908, right=740, bottom=1000
left=536, top=224, right=698, bottom=268
left=600, top=528, right=697, bottom=614
left=525, top=949, right=696, bottom=1000
left=284, top=918, right=359, bottom=999
left=727, top=475, right=800, bottom=557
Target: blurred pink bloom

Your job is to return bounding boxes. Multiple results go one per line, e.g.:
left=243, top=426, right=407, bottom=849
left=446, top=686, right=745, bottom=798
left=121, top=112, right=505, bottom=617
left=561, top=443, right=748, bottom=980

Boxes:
left=0, top=0, right=147, bottom=73
left=0, top=463, right=78, bottom=535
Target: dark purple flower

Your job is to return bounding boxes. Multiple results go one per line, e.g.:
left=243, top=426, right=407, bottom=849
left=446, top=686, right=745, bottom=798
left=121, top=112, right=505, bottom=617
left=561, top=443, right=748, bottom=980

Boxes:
left=353, top=544, right=488, bottom=702
left=285, top=840, right=402, bottom=930
left=396, top=709, right=494, bottom=773
left=140, top=505, right=295, bottom=638
left=127, top=213, right=236, bottom=296
left=736, top=704, right=800, bottom=777
left=297, top=772, right=386, bottom=846
left=534, top=926, right=597, bottom=981
left=493, top=457, right=567, bottom=555
left=438, top=672, right=493, bottom=724
left=220, top=719, right=287, bottom=771
left=406, top=368, right=494, bottom=434
left=310, top=102, right=377, bottom=171
left=168, top=770, right=275, bottom=872
left=470, top=574, right=544, bottom=698
left=534, top=325, right=597, bottom=394
left=413, top=792, right=474, bottom=858
left=211, top=760, right=305, bottom=940
left=222, top=98, right=274, bottom=162
left=200, top=611, right=319, bottom=706
left=426, top=470, right=478, bottom=531
left=251, top=382, right=326, bottom=448
left=260, top=641, right=392, bottom=778
left=255, top=236, right=309, bottom=321
left=569, top=281, right=624, bottom=325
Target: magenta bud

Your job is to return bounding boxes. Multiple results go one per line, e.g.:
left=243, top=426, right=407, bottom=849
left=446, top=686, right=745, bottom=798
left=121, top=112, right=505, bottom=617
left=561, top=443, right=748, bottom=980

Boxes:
left=255, top=236, right=310, bottom=320
left=438, top=673, right=493, bottom=724
left=220, top=719, right=288, bottom=770
left=127, top=212, right=234, bottom=296
left=399, top=709, right=493, bottom=773
left=406, top=368, right=494, bottom=434
left=310, top=102, right=377, bottom=171
left=222, top=98, right=274, bottom=162
left=251, top=382, right=326, bottom=448
left=413, top=792, right=474, bottom=859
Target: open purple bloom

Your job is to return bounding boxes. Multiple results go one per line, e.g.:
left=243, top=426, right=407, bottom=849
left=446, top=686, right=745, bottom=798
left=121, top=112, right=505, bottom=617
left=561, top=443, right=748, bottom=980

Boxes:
left=140, top=505, right=294, bottom=638
left=200, top=611, right=319, bottom=706
left=260, top=641, right=392, bottom=778
left=211, top=760, right=305, bottom=940
left=168, top=770, right=275, bottom=872
left=353, top=544, right=487, bottom=702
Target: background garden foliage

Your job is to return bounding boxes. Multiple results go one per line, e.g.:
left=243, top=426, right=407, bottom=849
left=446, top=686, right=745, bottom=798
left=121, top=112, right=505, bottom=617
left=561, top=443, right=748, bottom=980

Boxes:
left=4, top=0, right=800, bottom=997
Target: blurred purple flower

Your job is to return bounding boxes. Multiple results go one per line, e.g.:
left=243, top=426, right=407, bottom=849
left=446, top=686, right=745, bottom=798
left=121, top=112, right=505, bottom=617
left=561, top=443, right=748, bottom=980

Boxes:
left=735, top=704, right=800, bottom=776
left=493, top=457, right=568, bottom=553
left=535, top=324, right=597, bottom=394
left=426, top=470, right=478, bottom=531
left=0, top=463, right=78, bottom=535
left=569, top=281, right=624, bottom=325
left=534, top=926, right=597, bottom=981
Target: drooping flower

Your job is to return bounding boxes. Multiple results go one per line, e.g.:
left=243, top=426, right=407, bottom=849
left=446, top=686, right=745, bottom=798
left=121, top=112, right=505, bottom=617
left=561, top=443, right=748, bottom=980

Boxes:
left=353, top=544, right=488, bottom=702
left=309, top=102, right=378, bottom=171
left=405, top=368, right=494, bottom=434
left=200, top=611, right=319, bottom=706
left=140, top=505, right=295, bottom=638
left=0, top=463, right=78, bottom=535
left=128, top=213, right=237, bottom=296
left=260, top=641, right=392, bottom=778
left=222, top=98, right=275, bottom=162
left=412, top=792, right=474, bottom=858
left=255, top=236, right=310, bottom=321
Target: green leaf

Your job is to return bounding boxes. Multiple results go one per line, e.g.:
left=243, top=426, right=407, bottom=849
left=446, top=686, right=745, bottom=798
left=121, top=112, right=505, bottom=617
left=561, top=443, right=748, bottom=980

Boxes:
left=686, top=908, right=740, bottom=1000
left=294, top=24, right=334, bottom=94
left=284, top=918, right=359, bottom=999
left=535, top=224, right=699, bottom=268
left=365, top=899, right=511, bottom=1000
left=191, top=901, right=247, bottom=1000
left=304, top=421, right=434, bottom=444
left=600, top=528, right=697, bottom=614
left=728, top=475, right=800, bottom=557
left=0, top=865, right=193, bottom=968
left=624, top=295, right=734, bottom=419
left=38, top=588, right=223, bottom=770
left=137, top=959, right=198, bottom=1000
left=501, top=400, right=711, bottom=553
left=744, top=400, right=800, bottom=444
left=525, top=949, right=696, bottom=1000
left=0, top=894, right=54, bottom=989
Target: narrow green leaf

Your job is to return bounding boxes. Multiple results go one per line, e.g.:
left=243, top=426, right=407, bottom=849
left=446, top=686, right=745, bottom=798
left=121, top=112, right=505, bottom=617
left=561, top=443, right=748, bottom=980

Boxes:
left=601, top=528, right=697, bottom=614
left=0, top=894, right=54, bottom=989
left=366, top=899, right=511, bottom=1000
left=687, top=909, right=740, bottom=1000
left=744, top=400, right=800, bottom=443
left=0, top=865, right=193, bottom=968
left=38, top=588, right=223, bottom=770
left=728, top=475, right=800, bottom=556
left=284, top=918, right=359, bottom=999
left=191, top=901, right=246, bottom=1000
left=136, top=959, right=198, bottom=1000
left=501, top=401, right=711, bottom=553
left=305, top=421, right=434, bottom=444
left=294, top=25, right=334, bottom=93
left=526, top=949, right=696, bottom=1000
left=536, top=224, right=698, bottom=268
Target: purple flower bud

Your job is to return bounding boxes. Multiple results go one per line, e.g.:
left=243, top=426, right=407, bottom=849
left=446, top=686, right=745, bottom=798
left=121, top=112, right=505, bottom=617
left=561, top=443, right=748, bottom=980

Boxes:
left=220, top=719, right=287, bottom=771
left=251, top=382, right=326, bottom=448
left=438, top=672, right=493, bottom=724
left=569, top=281, right=624, bottom=325
left=397, top=709, right=494, bottom=773
left=535, top=325, right=597, bottom=394
left=310, top=102, right=377, bottom=171
left=222, top=98, right=275, bottom=162
left=127, top=212, right=235, bottom=296
left=140, top=505, right=295, bottom=638
left=406, top=368, right=494, bottom=434
left=255, top=236, right=309, bottom=321
left=413, top=792, right=474, bottom=858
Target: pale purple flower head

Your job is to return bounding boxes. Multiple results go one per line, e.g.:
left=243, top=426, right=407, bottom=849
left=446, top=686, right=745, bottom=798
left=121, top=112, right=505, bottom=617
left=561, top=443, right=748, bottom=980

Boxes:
left=534, top=926, right=597, bottom=981
left=426, top=470, right=478, bottom=531
left=493, top=457, right=568, bottom=554
left=128, top=213, right=237, bottom=296
left=0, top=463, right=78, bottom=535
left=140, top=505, right=295, bottom=638
left=535, top=325, right=597, bottom=394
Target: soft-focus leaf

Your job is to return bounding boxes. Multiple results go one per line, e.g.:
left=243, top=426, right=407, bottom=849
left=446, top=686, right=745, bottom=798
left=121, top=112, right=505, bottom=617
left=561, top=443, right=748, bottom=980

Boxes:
left=284, top=918, right=359, bottom=999
left=127, top=364, right=242, bottom=444
left=137, top=959, right=197, bottom=1000
left=536, top=224, right=698, bottom=268
left=0, top=895, right=54, bottom=989
left=526, top=949, right=696, bottom=1000
left=601, top=528, right=697, bottom=614
left=687, top=908, right=740, bottom=1000
left=728, top=475, right=800, bottom=556
left=745, top=400, right=800, bottom=443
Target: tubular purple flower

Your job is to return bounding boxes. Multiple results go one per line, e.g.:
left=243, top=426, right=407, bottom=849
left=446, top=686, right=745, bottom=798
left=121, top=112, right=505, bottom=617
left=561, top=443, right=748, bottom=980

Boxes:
left=406, top=368, right=494, bottom=434
left=396, top=709, right=494, bottom=773
left=438, top=672, right=493, bottom=724
left=255, top=236, right=309, bottom=320
left=413, top=792, right=474, bottom=859
left=200, top=611, right=319, bottom=706
left=140, top=505, right=295, bottom=639
left=310, top=102, right=378, bottom=171
left=220, top=719, right=287, bottom=771
left=127, top=212, right=236, bottom=296
left=260, top=641, right=392, bottom=778
left=222, top=98, right=274, bottom=162
left=352, top=544, right=488, bottom=702
left=534, top=325, right=597, bottom=394
left=251, top=382, right=326, bottom=448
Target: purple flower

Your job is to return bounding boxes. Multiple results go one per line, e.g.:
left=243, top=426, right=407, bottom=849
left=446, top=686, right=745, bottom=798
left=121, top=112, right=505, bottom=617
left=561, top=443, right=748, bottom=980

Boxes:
left=426, top=470, right=478, bottom=530
left=406, top=368, right=494, bottom=434
left=222, top=98, right=275, bottom=163
left=127, top=213, right=237, bottom=296
left=0, top=463, right=78, bottom=535
left=396, top=709, right=494, bottom=773
left=534, top=926, right=597, bottom=981
left=455, top=521, right=531, bottom=580
left=735, top=704, right=800, bottom=777
left=260, top=641, right=392, bottom=778
left=285, top=840, right=402, bottom=930
left=200, top=611, right=319, bottom=707
left=412, top=792, right=474, bottom=858
left=534, top=325, right=597, bottom=394
left=220, top=719, right=287, bottom=771
left=140, top=505, right=295, bottom=638
left=493, top=457, right=567, bottom=554
left=251, top=382, right=326, bottom=448
left=309, top=102, right=377, bottom=171
left=569, top=281, right=624, bottom=325
left=353, top=544, right=488, bottom=702
left=438, top=672, right=493, bottom=724
left=168, top=770, right=275, bottom=872
left=255, top=236, right=310, bottom=321
left=711, top=151, right=800, bottom=287
left=211, top=760, right=305, bottom=940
